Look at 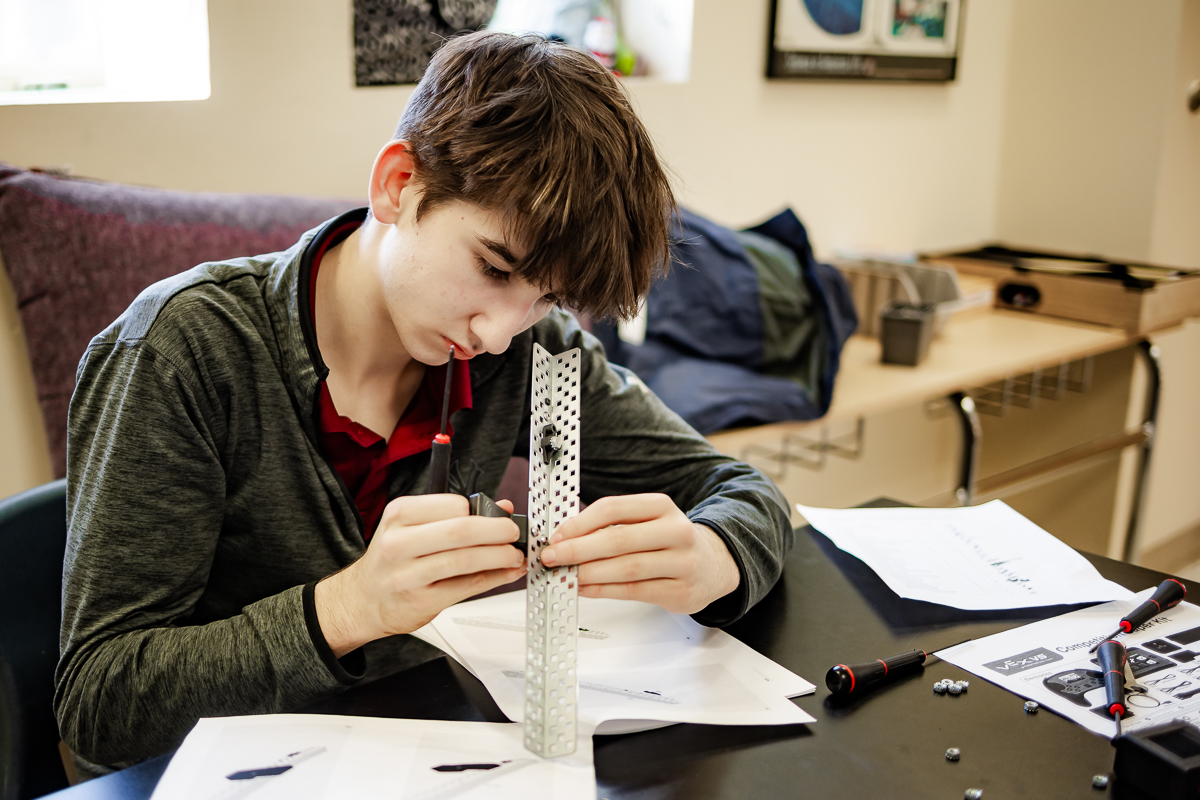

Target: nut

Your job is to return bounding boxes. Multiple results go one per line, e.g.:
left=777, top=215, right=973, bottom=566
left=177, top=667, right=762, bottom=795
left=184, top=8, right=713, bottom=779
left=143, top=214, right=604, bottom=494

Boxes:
left=948, top=682, right=963, bottom=695
left=1024, top=700, right=1039, bottom=713
left=946, top=747, right=961, bottom=761
left=934, top=681, right=948, bottom=694
left=965, top=789, right=983, bottom=800
left=1092, top=774, right=1110, bottom=789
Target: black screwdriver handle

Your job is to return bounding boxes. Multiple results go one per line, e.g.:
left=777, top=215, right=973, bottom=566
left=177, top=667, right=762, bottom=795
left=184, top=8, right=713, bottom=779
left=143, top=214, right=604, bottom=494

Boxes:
left=1120, top=579, right=1187, bottom=634
left=1097, top=639, right=1128, bottom=718
left=826, top=649, right=928, bottom=696
left=426, top=436, right=452, bottom=494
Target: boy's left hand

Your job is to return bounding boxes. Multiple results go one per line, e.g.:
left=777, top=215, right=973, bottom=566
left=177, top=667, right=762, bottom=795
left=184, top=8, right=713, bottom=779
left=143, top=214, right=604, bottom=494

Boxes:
left=538, top=494, right=740, bottom=615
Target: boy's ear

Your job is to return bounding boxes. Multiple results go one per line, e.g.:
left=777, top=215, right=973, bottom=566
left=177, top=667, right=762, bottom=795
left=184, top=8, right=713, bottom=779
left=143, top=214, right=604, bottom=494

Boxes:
left=368, top=140, right=417, bottom=225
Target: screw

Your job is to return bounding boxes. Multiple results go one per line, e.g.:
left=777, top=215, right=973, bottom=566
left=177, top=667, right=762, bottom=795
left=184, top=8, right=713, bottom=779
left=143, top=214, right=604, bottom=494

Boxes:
left=965, top=789, right=983, bottom=799
left=934, top=681, right=948, bottom=694
left=1024, top=700, right=1039, bottom=713
left=948, top=682, right=963, bottom=695
left=946, top=747, right=961, bottom=761
left=1092, top=774, right=1110, bottom=789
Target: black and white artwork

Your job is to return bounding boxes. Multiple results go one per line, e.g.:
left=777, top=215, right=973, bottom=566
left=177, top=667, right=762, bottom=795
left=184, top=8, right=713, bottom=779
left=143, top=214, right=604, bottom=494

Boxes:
left=354, top=0, right=499, bottom=86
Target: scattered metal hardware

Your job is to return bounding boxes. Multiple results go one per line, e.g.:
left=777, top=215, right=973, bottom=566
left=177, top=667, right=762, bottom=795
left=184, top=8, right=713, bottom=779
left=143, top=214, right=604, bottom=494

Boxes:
left=1024, top=701, right=1039, bottom=713
left=948, top=682, right=963, bottom=695
left=1092, top=774, right=1110, bottom=789
left=946, top=747, right=961, bottom=761
left=965, top=789, right=983, bottom=799
left=934, top=681, right=948, bottom=694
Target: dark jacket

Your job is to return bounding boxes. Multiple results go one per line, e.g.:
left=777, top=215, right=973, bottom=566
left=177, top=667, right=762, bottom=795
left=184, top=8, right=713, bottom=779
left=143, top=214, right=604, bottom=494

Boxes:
left=57, top=210, right=794, bottom=773
left=598, top=208, right=858, bottom=434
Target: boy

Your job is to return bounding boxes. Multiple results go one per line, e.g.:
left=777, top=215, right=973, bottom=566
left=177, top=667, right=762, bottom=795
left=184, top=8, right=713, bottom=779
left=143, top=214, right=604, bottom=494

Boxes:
left=56, top=31, right=793, bottom=776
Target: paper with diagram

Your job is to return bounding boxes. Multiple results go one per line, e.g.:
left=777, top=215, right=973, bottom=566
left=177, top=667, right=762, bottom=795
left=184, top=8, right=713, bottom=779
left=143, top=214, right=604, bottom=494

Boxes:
left=796, top=500, right=1134, bottom=610
left=940, top=594, right=1200, bottom=739
left=429, top=592, right=815, bottom=729
left=150, top=714, right=595, bottom=800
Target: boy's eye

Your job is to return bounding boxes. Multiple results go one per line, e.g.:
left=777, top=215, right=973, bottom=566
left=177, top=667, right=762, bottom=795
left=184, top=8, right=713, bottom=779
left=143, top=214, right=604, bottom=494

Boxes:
left=478, top=258, right=510, bottom=282
left=541, top=292, right=559, bottom=305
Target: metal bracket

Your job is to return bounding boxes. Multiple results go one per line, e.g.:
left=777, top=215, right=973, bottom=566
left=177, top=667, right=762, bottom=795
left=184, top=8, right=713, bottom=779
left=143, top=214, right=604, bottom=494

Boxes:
left=967, top=357, right=1094, bottom=417
left=524, top=344, right=581, bottom=757
left=740, top=418, right=865, bottom=480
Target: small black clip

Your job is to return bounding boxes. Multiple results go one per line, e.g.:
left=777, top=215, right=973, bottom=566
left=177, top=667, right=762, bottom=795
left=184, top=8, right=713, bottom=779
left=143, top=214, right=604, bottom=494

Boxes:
left=468, top=492, right=528, bottom=551
left=539, top=422, right=562, bottom=465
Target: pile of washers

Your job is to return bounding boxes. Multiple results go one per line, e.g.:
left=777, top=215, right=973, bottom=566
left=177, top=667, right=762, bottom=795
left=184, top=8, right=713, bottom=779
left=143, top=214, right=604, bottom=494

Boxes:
left=933, top=678, right=970, bottom=695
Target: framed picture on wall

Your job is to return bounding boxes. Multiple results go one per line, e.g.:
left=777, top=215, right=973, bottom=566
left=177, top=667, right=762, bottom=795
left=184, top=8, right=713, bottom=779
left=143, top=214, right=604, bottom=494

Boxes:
left=767, top=0, right=963, bottom=81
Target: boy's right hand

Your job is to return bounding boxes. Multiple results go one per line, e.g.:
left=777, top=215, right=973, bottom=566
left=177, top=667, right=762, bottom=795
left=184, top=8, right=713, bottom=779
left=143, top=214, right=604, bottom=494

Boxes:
left=314, top=494, right=525, bottom=657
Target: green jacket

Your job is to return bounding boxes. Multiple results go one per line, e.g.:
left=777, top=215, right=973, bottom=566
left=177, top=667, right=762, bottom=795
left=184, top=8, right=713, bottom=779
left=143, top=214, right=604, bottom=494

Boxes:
left=57, top=209, right=794, bottom=773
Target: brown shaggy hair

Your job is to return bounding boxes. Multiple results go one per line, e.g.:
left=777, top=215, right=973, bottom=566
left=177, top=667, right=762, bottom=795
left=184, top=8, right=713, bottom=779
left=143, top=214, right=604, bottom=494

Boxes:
left=393, top=30, right=676, bottom=321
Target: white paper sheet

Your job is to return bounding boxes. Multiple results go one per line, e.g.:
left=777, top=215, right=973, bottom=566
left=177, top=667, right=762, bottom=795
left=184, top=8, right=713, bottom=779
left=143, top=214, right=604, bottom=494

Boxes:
left=410, top=622, right=477, bottom=677
left=430, top=592, right=816, bottom=729
left=150, top=714, right=595, bottom=800
left=940, top=594, right=1200, bottom=739
left=796, top=500, right=1134, bottom=610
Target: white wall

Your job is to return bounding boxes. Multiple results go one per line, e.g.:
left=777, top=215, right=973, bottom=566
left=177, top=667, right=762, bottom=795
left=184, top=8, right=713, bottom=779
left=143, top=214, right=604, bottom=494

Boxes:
left=1141, top=0, right=1200, bottom=556
left=991, top=0, right=1200, bottom=560
left=0, top=0, right=1013, bottom=257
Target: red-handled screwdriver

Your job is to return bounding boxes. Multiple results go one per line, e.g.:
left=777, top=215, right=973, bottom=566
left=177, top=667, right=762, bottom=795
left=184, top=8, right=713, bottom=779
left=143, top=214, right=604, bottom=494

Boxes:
left=827, top=649, right=929, bottom=696
left=1089, top=579, right=1187, bottom=653
left=826, top=639, right=972, bottom=697
left=425, top=346, right=455, bottom=494
left=1096, top=639, right=1128, bottom=737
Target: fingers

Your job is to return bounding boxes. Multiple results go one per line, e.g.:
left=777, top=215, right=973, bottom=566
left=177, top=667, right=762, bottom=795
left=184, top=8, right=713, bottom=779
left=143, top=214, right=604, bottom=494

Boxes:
left=429, top=566, right=528, bottom=607
left=378, top=513, right=520, bottom=559
left=552, top=494, right=674, bottom=542
left=574, top=548, right=695, bottom=586
left=381, top=493, right=469, bottom=526
left=407, top=543, right=526, bottom=588
left=542, top=514, right=693, bottom=567
left=496, top=499, right=515, bottom=514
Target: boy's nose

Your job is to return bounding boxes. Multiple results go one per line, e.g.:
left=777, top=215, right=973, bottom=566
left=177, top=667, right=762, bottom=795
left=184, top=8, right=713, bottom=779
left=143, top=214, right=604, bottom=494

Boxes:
left=472, top=302, right=531, bottom=355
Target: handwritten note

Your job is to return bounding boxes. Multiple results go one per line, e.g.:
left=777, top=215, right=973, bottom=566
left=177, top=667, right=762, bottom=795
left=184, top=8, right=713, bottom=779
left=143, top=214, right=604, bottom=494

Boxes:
left=795, top=501, right=1133, bottom=610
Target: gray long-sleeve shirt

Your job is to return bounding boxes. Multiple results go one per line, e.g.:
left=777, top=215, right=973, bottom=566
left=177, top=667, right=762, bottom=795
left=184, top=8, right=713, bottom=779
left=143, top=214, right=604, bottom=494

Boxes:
left=57, top=209, right=794, bottom=774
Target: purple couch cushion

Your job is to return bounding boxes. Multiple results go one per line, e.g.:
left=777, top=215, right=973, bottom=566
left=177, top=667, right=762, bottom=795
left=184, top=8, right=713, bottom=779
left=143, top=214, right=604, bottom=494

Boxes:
left=0, top=164, right=359, bottom=477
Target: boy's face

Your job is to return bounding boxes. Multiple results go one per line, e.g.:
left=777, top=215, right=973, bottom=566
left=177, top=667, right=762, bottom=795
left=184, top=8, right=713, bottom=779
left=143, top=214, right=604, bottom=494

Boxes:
left=373, top=190, right=559, bottom=367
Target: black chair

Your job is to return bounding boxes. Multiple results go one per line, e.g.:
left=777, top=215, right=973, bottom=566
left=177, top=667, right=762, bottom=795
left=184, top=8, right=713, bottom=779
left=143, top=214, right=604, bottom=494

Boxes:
left=0, top=479, right=70, bottom=799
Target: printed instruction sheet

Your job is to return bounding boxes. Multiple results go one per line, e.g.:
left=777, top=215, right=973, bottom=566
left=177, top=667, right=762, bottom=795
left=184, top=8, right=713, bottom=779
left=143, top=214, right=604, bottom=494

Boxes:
left=796, top=500, right=1133, bottom=610
left=427, top=592, right=816, bottom=729
left=151, top=714, right=595, bottom=800
left=940, top=593, right=1200, bottom=739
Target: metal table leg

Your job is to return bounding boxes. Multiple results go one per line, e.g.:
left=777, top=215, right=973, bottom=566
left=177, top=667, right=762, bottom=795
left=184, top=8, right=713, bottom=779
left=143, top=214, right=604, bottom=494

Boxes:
left=951, top=392, right=981, bottom=506
left=1122, top=341, right=1162, bottom=562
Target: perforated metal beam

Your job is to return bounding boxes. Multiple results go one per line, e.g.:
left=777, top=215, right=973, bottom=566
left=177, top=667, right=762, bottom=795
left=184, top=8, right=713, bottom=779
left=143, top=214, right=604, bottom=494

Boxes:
left=524, top=344, right=581, bottom=757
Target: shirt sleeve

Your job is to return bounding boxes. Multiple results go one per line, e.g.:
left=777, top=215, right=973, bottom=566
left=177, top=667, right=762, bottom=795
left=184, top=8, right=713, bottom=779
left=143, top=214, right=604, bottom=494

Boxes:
left=536, top=314, right=795, bottom=627
left=56, top=338, right=354, bottom=768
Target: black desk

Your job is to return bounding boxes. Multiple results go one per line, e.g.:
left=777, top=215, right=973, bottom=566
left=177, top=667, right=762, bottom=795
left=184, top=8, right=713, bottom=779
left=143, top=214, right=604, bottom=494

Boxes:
left=45, top=523, right=1189, bottom=799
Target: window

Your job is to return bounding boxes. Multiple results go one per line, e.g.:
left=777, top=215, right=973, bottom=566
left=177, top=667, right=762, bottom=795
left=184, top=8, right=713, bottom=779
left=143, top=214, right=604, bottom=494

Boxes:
left=0, top=0, right=210, bottom=106
left=488, top=0, right=693, bottom=83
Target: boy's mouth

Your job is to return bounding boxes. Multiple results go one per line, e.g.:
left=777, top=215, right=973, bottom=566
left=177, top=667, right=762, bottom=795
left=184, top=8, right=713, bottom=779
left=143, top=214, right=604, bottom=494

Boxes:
left=442, top=336, right=476, bottom=359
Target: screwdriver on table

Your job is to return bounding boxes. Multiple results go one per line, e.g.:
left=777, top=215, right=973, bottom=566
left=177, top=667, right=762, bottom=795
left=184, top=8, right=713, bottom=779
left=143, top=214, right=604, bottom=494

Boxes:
left=1089, top=578, right=1187, bottom=653
left=826, top=639, right=970, bottom=697
left=426, top=346, right=455, bottom=495
left=1096, top=638, right=1128, bottom=737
